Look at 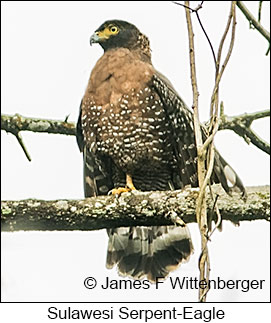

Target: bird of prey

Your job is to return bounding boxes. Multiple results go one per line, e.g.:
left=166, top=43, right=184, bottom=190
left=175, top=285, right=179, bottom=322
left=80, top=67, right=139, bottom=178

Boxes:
left=76, top=20, right=246, bottom=282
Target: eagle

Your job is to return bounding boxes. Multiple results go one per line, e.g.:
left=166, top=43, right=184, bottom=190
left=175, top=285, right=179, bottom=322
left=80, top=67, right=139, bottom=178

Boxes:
left=76, top=20, right=246, bottom=282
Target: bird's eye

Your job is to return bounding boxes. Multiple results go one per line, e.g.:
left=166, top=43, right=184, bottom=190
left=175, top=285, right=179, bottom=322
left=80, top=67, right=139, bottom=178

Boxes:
left=110, top=26, right=119, bottom=34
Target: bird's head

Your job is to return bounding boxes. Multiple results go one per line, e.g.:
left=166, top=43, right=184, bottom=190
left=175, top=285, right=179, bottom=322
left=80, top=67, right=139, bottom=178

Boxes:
left=90, top=20, right=151, bottom=57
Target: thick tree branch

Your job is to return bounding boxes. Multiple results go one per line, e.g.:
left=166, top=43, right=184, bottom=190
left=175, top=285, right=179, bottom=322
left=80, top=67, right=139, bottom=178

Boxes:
left=1, top=186, right=269, bottom=232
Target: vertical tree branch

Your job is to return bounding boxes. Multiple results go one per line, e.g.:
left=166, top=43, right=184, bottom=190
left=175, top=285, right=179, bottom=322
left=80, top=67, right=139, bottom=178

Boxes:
left=201, top=2, right=237, bottom=301
left=185, top=1, right=209, bottom=302
left=204, top=2, right=237, bottom=200
left=199, top=2, right=237, bottom=220
left=184, top=1, right=238, bottom=302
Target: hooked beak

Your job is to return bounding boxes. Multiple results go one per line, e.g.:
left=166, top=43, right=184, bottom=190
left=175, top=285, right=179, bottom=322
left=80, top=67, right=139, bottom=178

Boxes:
left=90, top=32, right=100, bottom=46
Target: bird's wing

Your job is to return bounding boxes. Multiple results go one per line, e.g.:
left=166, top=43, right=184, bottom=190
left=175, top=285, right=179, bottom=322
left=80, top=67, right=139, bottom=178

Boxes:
left=152, top=72, right=246, bottom=197
left=76, top=101, right=113, bottom=197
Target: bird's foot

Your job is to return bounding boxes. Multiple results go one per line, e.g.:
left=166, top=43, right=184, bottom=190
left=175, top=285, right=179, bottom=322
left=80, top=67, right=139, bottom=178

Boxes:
left=109, top=186, right=136, bottom=196
left=108, top=174, right=137, bottom=196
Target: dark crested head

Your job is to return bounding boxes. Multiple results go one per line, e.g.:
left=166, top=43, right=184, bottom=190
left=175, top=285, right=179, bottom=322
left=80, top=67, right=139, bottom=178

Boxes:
left=90, top=20, right=150, bottom=56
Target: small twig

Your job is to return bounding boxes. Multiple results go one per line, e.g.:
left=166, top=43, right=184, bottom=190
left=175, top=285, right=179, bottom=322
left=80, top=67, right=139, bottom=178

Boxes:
left=237, top=1, right=270, bottom=43
left=216, top=5, right=234, bottom=78
left=172, top=1, right=202, bottom=12
left=172, top=1, right=192, bottom=11
left=64, top=114, right=70, bottom=123
left=14, top=132, right=32, bottom=162
left=172, top=1, right=217, bottom=66
left=266, top=44, right=270, bottom=56
left=211, top=3, right=237, bottom=116
left=1, top=114, right=32, bottom=161
left=258, top=1, right=263, bottom=23
left=195, top=11, right=217, bottom=66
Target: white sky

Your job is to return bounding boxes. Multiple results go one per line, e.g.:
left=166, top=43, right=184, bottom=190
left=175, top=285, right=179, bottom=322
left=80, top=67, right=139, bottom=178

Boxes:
left=1, top=0, right=270, bottom=310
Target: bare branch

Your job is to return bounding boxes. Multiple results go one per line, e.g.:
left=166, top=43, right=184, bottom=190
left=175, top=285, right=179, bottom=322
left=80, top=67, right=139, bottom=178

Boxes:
left=211, top=2, right=237, bottom=117
left=216, top=4, right=234, bottom=79
left=237, top=1, right=270, bottom=43
left=1, top=186, right=269, bottom=232
left=1, top=113, right=76, bottom=136
left=172, top=1, right=217, bottom=70
left=1, top=113, right=76, bottom=161
left=184, top=1, right=241, bottom=302
left=220, top=109, right=270, bottom=154
left=185, top=0, right=210, bottom=302
left=230, top=109, right=270, bottom=125
left=2, top=110, right=269, bottom=154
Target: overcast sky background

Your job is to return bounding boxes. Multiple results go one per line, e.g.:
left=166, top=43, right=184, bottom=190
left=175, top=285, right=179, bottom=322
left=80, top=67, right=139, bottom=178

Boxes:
left=1, top=0, right=270, bottom=306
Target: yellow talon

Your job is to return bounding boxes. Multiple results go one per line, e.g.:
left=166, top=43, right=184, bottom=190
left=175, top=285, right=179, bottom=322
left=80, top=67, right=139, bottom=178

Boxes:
left=110, top=174, right=137, bottom=196
left=111, top=187, right=131, bottom=195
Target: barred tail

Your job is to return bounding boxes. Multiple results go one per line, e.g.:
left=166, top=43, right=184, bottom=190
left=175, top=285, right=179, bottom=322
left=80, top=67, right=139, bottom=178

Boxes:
left=106, top=225, right=193, bottom=282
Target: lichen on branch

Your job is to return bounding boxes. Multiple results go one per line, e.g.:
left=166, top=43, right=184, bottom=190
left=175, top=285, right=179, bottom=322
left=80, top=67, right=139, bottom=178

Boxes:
left=1, top=185, right=269, bottom=232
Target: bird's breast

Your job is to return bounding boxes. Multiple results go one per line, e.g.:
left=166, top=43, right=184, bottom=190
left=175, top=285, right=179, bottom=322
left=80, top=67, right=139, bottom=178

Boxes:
left=83, top=87, right=175, bottom=173
left=81, top=49, right=175, bottom=173
left=87, top=48, right=154, bottom=106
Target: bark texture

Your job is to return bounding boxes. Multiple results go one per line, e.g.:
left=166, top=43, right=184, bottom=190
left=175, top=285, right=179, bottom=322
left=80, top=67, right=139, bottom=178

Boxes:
left=1, top=185, right=269, bottom=232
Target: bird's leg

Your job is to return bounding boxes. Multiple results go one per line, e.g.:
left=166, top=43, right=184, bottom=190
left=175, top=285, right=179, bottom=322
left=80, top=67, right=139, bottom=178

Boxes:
left=110, top=174, right=137, bottom=195
left=126, top=174, right=136, bottom=191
